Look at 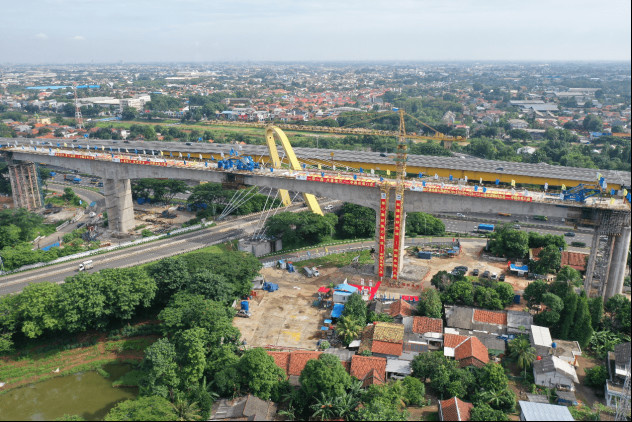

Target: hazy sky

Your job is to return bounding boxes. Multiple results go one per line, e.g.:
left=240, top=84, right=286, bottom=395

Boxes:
left=1, top=0, right=630, bottom=63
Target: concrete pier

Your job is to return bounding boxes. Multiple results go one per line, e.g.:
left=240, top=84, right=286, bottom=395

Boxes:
left=103, top=178, right=134, bottom=235
left=604, top=226, right=631, bottom=299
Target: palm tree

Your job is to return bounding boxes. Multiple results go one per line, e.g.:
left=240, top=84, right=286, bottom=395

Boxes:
left=509, top=337, right=536, bottom=378
left=310, top=392, right=337, bottom=421
left=336, top=316, right=362, bottom=346
left=333, top=391, right=361, bottom=421
left=171, top=397, right=203, bottom=421
left=478, top=389, right=504, bottom=409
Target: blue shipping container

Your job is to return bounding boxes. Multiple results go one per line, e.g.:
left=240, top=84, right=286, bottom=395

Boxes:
left=418, top=252, right=432, bottom=259
left=241, top=301, right=249, bottom=312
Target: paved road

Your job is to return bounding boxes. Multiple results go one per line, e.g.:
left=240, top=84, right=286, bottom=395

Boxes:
left=0, top=200, right=331, bottom=296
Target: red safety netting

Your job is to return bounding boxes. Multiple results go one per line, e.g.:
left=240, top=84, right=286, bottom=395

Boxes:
left=349, top=281, right=382, bottom=300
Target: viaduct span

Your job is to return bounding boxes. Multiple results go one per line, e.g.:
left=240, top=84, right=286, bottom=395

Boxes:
left=1, top=135, right=630, bottom=300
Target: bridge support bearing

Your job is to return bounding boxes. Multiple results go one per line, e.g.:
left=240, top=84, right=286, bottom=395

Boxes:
left=104, top=179, right=134, bottom=235
left=8, top=162, right=43, bottom=211
left=604, top=226, right=631, bottom=299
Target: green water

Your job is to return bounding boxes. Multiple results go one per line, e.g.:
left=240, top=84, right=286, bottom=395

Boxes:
left=0, top=363, right=137, bottom=421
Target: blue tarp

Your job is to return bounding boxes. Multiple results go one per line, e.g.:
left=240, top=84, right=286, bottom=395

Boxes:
left=510, top=264, right=529, bottom=272
left=41, top=242, right=60, bottom=251
left=335, top=283, right=358, bottom=294
left=331, top=303, right=345, bottom=318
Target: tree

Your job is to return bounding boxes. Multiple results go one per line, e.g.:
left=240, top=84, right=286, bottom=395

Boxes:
left=336, top=203, right=375, bottom=239
left=558, top=292, right=578, bottom=339
left=430, top=271, right=453, bottom=291
left=140, top=338, right=180, bottom=398
left=121, top=107, right=138, bottom=121
left=146, top=257, right=191, bottom=304
left=237, top=348, right=286, bottom=400
left=299, top=354, right=352, bottom=402
left=488, top=226, right=529, bottom=258
left=582, top=114, right=603, bottom=132
left=337, top=316, right=362, bottom=345
left=604, top=294, right=631, bottom=335
left=186, top=270, right=234, bottom=304
left=477, top=363, right=508, bottom=392
left=442, top=280, right=474, bottom=306
left=588, top=297, right=604, bottom=330
left=98, top=268, right=157, bottom=322
left=523, top=280, right=547, bottom=307
left=416, top=288, right=443, bottom=318
left=57, top=273, right=107, bottom=332
left=570, top=295, right=594, bottom=348
left=556, top=266, right=582, bottom=285
left=584, top=366, right=608, bottom=389
left=508, top=337, right=536, bottom=378
left=531, top=245, right=561, bottom=274
left=474, top=286, right=503, bottom=310
left=401, top=376, right=425, bottom=406
left=17, top=282, right=62, bottom=338
left=104, top=396, right=177, bottom=421
left=406, top=212, right=445, bottom=236
left=171, top=396, right=203, bottom=421
left=471, top=403, right=508, bottom=421
left=542, top=293, right=564, bottom=313
left=341, top=293, right=367, bottom=324
left=174, top=327, right=208, bottom=387
left=158, top=293, right=240, bottom=347
left=494, top=282, right=514, bottom=306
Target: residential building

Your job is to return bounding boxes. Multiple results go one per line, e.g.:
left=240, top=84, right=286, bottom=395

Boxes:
left=358, top=321, right=405, bottom=358
left=444, top=305, right=532, bottom=336
left=439, top=397, right=473, bottom=421
left=533, top=355, right=579, bottom=391
left=349, top=355, right=387, bottom=387
left=509, top=119, right=529, bottom=129
left=518, top=401, right=575, bottom=421
left=267, top=350, right=322, bottom=385
left=606, top=342, right=631, bottom=408
left=210, top=394, right=277, bottom=421
left=402, top=316, right=444, bottom=352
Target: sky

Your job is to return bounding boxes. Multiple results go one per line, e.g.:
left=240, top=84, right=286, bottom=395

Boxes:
left=1, top=0, right=630, bottom=63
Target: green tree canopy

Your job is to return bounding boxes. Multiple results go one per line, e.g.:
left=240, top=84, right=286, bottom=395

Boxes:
left=104, top=396, right=177, bottom=421
left=336, top=203, right=375, bottom=239
left=416, top=288, right=443, bottom=318
left=299, top=353, right=352, bottom=401
left=236, top=348, right=286, bottom=400
left=406, top=212, right=445, bottom=236
left=140, top=338, right=180, bottom=398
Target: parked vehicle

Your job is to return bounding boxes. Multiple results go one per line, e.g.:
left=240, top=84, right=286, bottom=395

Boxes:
left=303, top=266, right=314, bottom=277
left=472, top=268, right=479, bottom=276
left=78, top=260, right=93, bottom=271
left=312, top=267, right=320, bottom=277
left=499, top=274, right=506, bottom=281
left=481, top=270, right=490, bottom=279
left=324, top=205, right=334, bottom=211
left=477, top=223, right=495, bottom=232
left=236, top=310, right=251, bottom=318
left=565, top=232, right=576, bottom=237
left=491, top=273, right=498, bottom=280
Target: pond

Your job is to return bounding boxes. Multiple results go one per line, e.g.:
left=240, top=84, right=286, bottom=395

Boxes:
left=0, top=363, right=137, bottom=421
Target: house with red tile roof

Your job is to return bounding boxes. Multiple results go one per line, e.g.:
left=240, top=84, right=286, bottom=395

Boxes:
left=358, top=322, right=405, bottom=357
left=266, top=350, right=322, bottom=385
left=402, top=316, right=444, bottom=353
left=444, top=333, right=489, bottom=368
left=439, top=397, right=473, bottom=421
left=350, top=355, right=386, bottom=387
left=386, top=299, right=414, bottom=321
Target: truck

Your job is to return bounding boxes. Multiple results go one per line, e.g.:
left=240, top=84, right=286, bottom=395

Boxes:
left=64, top=174, right=81, bottom=184
left=303, top=266, right=314, bottom=277
left=78, top=260, right=93, bottom=272
left=533, top=215, right=548, bottom=221
left=477, top=223, right=495, bottom=233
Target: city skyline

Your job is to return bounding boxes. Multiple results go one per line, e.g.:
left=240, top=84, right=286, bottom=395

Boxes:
left=1, top=0, right=630, bottom=64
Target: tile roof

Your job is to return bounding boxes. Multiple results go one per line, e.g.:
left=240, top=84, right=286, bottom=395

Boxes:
left=373, top=322, right=404, bottom=343
left=288, top=351, right=322, bottom=376
left=454, top=337, right=489, bottom=366
left=473, top=309, right=507, bottom=326
left=350, top=355, right=387, bottom=383
left=361, top=368, right=385, bottom=388
left=388, top=299, right=413, bottom=318
left=444, top=333, right=469, bottom=349
left=371, top=340, right=403, bottom=356
left=439, top=397, right=473, bottom=421
left=412, top=316, right=443, bottom=334
left=561, top=251, right=588, bottom=272
left=267, top=351, right=290, bottom=376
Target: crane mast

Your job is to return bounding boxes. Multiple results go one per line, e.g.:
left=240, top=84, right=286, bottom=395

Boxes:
left=391, top=109, right=408, bottom=281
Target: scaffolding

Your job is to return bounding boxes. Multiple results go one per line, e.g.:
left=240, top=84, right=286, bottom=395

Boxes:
left=8, top=162, right=43, bottom=211
left=584, top=210, right=630, bottom=298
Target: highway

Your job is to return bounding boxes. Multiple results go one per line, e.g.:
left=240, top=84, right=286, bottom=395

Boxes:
left=2, top=136, right=629, bottom=188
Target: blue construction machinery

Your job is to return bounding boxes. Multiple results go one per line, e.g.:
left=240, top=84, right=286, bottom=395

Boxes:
left=561, top=184, right=603, bottom=203
left=217, top=155, right=260, bottom=171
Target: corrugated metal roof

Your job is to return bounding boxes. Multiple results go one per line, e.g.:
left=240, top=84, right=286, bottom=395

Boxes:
left=519, top=401, right=575, bottom=421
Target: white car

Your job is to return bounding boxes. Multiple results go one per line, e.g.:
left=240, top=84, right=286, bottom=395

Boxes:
left=456, top=213, right=465, bottom=218
left=324, top=205, right=334, bottom=211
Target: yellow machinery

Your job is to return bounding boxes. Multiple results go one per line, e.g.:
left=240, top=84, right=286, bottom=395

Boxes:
left=265, top=125, right=323, bottom=215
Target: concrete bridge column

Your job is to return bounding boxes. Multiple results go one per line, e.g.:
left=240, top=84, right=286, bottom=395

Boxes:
left=103, top=178, right=134, bottom=235
left=604, top=226, right=631, bottom=299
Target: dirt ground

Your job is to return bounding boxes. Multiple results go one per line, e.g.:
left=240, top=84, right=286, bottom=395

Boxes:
left=235, top=239, right=534, bottom=350
left=574, top=355, right=606, bottom=407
